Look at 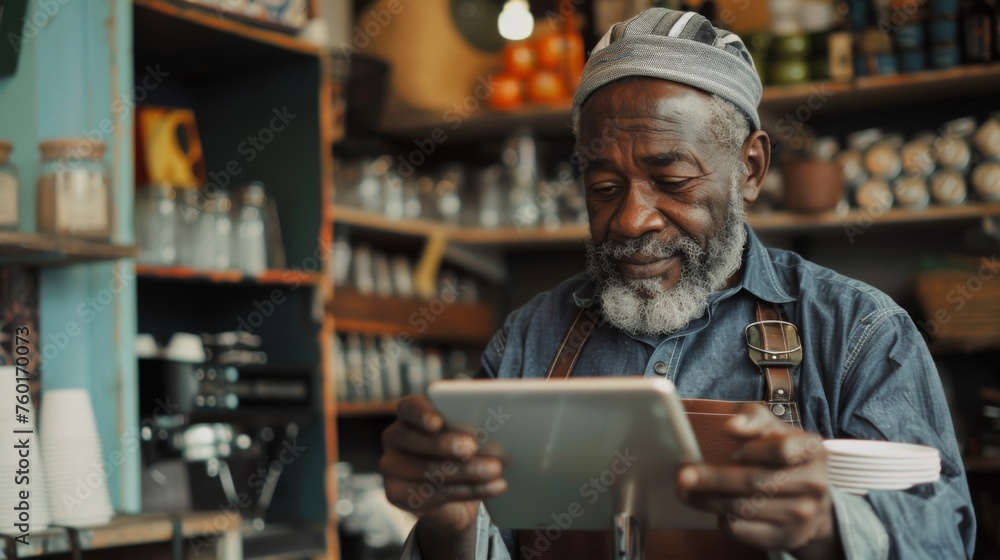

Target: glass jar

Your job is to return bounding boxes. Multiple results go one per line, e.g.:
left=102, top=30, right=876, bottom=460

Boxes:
left=235, top=183, right=268, bottom=276
left=191, top=191, right=234, bottom=270
left=0, top=140, right=19, bottom=230
left=37, top=138, right=113, bottom=239
left=176, top=187, right=202, bottom=267
left=137, top=183, right=179, bottom=265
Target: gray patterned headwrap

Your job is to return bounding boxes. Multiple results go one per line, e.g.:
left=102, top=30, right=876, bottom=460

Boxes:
left=572, top=8, right=762, bottom=130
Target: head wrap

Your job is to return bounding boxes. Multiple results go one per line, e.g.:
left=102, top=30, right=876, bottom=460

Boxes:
left=572, top=8, right=762, bottom=130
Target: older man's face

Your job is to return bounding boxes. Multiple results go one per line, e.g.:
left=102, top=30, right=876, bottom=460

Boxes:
left=580, top=79, right=745, bottom=293
left=578, top=78, right=762, bottom=336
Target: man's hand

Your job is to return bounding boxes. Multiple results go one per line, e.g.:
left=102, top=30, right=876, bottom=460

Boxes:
left=677, top=403, right=841, bottom=560
left=380, top=396, right=507, bottom=559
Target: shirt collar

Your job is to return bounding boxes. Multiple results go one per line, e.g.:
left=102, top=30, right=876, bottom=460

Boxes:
left=571, top=224, right=797, bottom=308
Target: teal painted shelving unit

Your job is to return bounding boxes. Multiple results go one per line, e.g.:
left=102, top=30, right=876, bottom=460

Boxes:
left=1, top=1, right=340, bottom=557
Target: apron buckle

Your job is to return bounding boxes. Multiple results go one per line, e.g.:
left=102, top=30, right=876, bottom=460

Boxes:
left=745, top=320, right=803, bottom=368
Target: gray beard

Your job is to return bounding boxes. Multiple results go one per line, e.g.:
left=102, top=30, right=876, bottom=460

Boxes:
left=585, top=181, right=748, bottom=338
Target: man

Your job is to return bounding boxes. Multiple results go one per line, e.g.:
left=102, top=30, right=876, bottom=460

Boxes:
left=380, top=8, right=975, bottom=559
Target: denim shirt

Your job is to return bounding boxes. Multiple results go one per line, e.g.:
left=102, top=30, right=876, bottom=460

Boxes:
left=401, top=226, right=975, bottom=560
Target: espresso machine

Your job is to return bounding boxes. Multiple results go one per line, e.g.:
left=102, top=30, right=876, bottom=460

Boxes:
left=138, top=353, right=318, bottom=528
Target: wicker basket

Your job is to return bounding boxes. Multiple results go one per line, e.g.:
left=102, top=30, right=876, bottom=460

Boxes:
left=915, top=259, right=1000, bottom=348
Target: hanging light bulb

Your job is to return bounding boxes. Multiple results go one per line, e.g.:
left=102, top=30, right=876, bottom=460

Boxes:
left=498, top=0, right=534, bottom=41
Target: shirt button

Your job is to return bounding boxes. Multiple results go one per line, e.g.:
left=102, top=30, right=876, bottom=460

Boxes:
left=653, top=361, right=668, bottom=375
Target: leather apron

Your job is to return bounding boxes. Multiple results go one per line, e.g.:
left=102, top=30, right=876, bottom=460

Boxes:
left=517, top=303, right=803, bottom=560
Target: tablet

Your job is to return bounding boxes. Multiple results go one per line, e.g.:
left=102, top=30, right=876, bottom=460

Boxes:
left=428, top=377, right=718, bottom=531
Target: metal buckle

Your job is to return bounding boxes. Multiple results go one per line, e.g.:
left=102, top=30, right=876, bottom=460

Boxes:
left=745, top=320, right=803, bottom=368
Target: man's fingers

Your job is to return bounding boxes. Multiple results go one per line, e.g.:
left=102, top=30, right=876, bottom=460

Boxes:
left=379, top=451, right=503, bottom=484
left=718, top=516, right=811, bottom=552
left=384, top=476, right=508, bottom=513
left=677, top=462, right=828, bottom=498
left=733, top=431, right=825, bottom=467
left=382, top=421, right=478, bottom=459
left=396, top=396, right=445, bottom=434
left=685, top=494, right=826, bottom=526
left=726, top=403, right=788, bottom=438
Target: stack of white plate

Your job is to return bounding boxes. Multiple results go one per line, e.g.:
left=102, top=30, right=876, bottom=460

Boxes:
left=824, top=439, right=941, bottom=496
left=40, top=388, right=114, bottom=527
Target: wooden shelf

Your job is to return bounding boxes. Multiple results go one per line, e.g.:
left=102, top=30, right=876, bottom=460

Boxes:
left=330, top=286, right=495, bottom=343
left=377, top=64, right=1000, bottom=139
left=0, top=512, right=242, bottom=558
left=133, top=0, right=321, bottom=79
left=136, top=264, right=322, bottom=286
left=337, top=400, right=401, bottom=417
left=0, top=232, right=136, bottom=266
left=333, top=203, right=1000, bottom=247
left=748, top=202, right=1000, bottom=233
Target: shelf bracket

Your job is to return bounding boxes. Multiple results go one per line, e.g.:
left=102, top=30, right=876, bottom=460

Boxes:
left=414, top=229, right=449, bottom=300
left=444, top=243, right=508, bottom=284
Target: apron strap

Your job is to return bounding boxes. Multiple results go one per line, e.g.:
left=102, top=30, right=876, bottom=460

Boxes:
left=544, top=307, right=601, bottom=380
left=544, top=301, right=803, bottom=428
left=749, top=304, right=804, bottom=428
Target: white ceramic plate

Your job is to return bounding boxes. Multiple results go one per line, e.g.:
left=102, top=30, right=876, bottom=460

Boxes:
left=830, top=479, right=918, bottom=491
left=823, top=439, right=939, bottom=460
left=829, top=474, right=939, bottom=488
left=827, top=466, right=940, bottom=479
left=826, top=456, right=940, bottom=469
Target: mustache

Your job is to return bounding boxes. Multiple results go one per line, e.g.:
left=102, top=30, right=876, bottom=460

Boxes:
left=591, top=233, right=703, bottom=262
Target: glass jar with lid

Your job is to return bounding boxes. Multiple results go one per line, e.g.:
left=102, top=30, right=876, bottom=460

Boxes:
left=37, top=138, right=113, bottom=240
left=0, top=140, right=19, bottom=231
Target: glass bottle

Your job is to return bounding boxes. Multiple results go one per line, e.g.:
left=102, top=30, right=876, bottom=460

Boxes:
left=0, top=140, right=19, bottom=231
left=357, top=157, right=384, bottom=214
left=235, top=183, right=269, bottom=276
left=37, top=138, right=113, bottom=240
left=505, top=129, right=540, bottom=229
left=436, top=165, right=464, bottom=226
left=138, top=183, right=179, bottom=266
left=478, top=166, right=505, bottom=229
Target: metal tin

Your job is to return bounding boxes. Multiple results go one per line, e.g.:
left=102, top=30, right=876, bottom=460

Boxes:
left=893, top=175, right=931, bottom=210
left=814, top=136, right=840, bottom=161
left=930, top=170, right=968, bottom=206
left=973, top=115, right=1000, bottom=159
left=864, top=139, right=903, bottom=179
left=972, top=162, right=1000, bottom=202
left=935, top=135, right=972, bottom=171
left=846, top=128, right=883, bottom=151
left=943, top=117, right=978, bottom=138
left=856, top=178, right=894, bottom=213
left=836, top=149, right=867, bottom=187
left=901, top=135, right=937, bottom=176
left=834, top=150, right=868, bottom=187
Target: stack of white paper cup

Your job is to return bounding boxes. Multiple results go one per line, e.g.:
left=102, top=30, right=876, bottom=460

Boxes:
left=0, top=367, right=51, bottom=532
left=40, top=388, right=114, bottom=527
